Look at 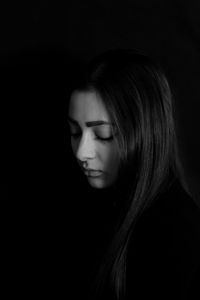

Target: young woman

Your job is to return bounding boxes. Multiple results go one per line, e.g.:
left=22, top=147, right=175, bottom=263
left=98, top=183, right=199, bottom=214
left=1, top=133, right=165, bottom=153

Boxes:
left=66, top=49, right=200, bottom=299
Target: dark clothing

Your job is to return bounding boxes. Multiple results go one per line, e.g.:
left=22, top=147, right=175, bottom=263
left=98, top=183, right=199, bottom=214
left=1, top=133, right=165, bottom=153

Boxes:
left=72, top=178, right=200, bottom=299
left=125, top=179, right=200, bottom=299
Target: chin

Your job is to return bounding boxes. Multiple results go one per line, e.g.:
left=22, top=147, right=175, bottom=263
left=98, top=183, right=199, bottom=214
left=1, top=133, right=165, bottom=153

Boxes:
left=87, top=177, right=115, bottom=189
left=87, top=177, right=108, bottom=189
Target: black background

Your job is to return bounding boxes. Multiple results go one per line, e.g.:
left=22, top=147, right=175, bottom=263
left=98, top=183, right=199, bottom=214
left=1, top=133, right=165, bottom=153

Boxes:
left=2, top=0, right=200, bottom=297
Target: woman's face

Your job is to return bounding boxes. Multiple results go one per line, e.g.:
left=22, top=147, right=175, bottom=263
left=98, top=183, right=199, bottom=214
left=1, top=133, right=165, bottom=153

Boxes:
left=68, top=90, right=120, bottom=189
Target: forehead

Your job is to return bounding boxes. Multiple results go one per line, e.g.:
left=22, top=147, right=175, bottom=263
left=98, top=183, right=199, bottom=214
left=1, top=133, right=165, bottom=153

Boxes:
left=69, top=90, right=110, bottom=122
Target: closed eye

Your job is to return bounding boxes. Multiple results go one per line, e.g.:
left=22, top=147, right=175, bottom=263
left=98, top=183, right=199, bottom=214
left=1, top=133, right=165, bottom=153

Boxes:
left=70, top=132, right=113, bottom=142
left=97, top=136, right=113, bottom=141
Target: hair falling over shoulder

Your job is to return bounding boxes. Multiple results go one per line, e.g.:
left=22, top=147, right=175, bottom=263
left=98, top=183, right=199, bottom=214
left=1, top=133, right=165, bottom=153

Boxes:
left=70, top=48, right=186, bottom=300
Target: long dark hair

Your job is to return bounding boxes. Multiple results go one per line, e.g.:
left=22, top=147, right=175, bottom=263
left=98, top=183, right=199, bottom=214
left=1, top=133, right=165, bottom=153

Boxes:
left=68, top=49, right=190, bottom=299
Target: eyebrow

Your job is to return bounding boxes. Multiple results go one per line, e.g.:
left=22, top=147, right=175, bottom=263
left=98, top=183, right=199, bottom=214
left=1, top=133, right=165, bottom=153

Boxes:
left=67, top=116, right=113, bottom=127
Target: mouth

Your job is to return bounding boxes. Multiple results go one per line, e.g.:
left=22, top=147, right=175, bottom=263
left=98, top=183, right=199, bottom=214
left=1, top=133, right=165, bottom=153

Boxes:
left=83, top=169, right=103, bottom=178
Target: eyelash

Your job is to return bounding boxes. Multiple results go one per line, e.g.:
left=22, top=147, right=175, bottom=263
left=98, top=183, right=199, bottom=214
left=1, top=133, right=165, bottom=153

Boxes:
left=70, top=132, right=113, bottom=142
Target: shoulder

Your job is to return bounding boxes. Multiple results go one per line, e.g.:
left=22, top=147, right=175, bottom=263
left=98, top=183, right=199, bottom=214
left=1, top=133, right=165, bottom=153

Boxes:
left=126, top=179, right=200, bottom=299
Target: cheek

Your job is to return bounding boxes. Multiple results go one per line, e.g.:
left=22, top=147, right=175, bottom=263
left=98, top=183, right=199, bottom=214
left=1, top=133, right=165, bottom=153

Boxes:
left=103, top=144, right=120, bottom=171
left=110, top=152, right=120, bottom=171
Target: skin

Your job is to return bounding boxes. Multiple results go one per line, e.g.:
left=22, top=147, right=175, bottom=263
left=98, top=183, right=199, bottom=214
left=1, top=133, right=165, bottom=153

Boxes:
left=68, top=90, right=120, bottom=189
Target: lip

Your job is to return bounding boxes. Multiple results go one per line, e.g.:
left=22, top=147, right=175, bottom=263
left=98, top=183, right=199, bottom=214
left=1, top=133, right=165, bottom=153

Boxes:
left=83, top=169, right=103, bottom=177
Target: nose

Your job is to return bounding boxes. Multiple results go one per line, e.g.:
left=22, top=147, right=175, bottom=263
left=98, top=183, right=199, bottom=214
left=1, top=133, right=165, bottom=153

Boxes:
left=75, top=132, right=96, bottom=162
